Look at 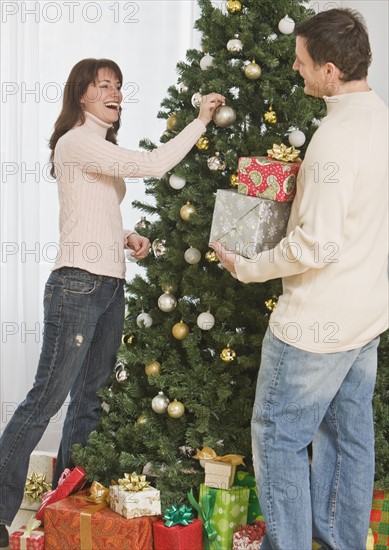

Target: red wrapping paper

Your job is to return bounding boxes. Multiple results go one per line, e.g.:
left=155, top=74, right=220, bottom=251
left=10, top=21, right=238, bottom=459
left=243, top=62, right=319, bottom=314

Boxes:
left=9, top=524, right=44, bottom=550
left=238, top=156, right=300, bottom=202
left=35, top=466, right=86, bottom=521
left=153, top=518, right=203, bottom=550
left=43, top=490, right=159, bottom=549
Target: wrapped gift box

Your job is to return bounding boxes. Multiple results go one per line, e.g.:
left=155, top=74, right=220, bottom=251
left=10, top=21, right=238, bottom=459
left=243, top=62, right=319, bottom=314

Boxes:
left=110, top=484, right=161, bottom=519
left=153, top=518, right=203, bottom=550
left=9, top=521, right=44, bottom=550
left=238, top=156, right=300, bottom=202
left=198, top=484, right=249, bottom=549
left=43, top=490, right=158, bottom=549
left=232, top=520, right=266, bottom=549
left=209, top=189, right=291, bottom=259
left=35, top=466, right=86, bottom=521
left=370, top=489, right=389, bottom=550
left=234, top=471, right=262, bottom=524
left=204, top=461, right=235, bottom=490
left=21, top=450, right=57, bottom=511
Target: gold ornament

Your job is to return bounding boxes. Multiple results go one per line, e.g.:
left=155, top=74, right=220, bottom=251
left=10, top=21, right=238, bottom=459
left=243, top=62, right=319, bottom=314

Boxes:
left=145, top=360, right=161, bottom=377
left=265, top=296, right=278, bottom=312
left=166, top=114, right=178, bottom=131
left=162, top=282, right=178, bottom=294
left=172, top=320, right=190, bottom=340
left=205, top=249, right=219, bottom=263
left=230, top=173, right=238, bottom=187
left=264, top=106, right=277, bottom=124
left=122, top=333, right=135, bottom=347
left=226, top=0, right=242, bottom=14
left=267, top=143, right=301, bottom=162
left=244, top=60, right=261, bottom=80
left=180, top=202, right=197, bottom=221
left=167, top=399, right=185, bottom=418
left=220, top=347, right=237, bottom=362
left=24, top=472, right=51, bottom=502
left=136, top=414, right=148, bottom=424
left=196, top=136, right=210, bottom=151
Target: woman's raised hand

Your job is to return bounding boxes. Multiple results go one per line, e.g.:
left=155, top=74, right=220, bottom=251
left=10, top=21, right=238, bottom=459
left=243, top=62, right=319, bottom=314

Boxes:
left=198, top=93, right=226, bottom=125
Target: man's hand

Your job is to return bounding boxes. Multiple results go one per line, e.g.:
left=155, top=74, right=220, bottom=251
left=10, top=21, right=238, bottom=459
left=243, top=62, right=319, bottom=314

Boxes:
left=126, top=233, right=150, bottom=260
left=209, top=241, right=238, bottom=275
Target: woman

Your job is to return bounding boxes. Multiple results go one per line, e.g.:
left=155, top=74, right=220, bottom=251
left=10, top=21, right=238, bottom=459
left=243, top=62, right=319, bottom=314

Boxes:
left=0, top=58, right=224, bottom=540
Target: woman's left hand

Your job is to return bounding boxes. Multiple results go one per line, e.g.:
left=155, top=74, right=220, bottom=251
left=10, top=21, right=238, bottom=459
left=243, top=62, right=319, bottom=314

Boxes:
left=126, top=234, right=150, bottom=259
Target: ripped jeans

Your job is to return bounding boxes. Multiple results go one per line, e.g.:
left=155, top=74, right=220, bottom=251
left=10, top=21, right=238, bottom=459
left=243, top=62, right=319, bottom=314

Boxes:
left=0, top=267, right=125, bottom=525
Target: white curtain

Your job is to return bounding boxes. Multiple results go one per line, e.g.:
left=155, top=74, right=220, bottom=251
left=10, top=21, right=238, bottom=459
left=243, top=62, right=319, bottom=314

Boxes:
left=1, top=1, right=387, bottom=452
left=0, top=0, right=201, bottom=450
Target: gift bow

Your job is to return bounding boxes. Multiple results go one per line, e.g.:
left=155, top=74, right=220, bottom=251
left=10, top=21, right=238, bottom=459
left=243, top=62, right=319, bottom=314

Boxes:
left=188, top=489, right=221, bottom=550
left=20, top=515, right=42, bottom=550
left=24, top=471, right=51, bottom=502
left=39, top=467, right=71, bottom=507
left=84, top=480, right=110, bottom=504
left=193, top=446, right=245, bottom=467
left=163, top=504, right=194, bottom=527
left=74, top=482, right=110, bottom=550
left=267, top=143, right=301, bottom=162
left=118, top=472, right=150, bottom=492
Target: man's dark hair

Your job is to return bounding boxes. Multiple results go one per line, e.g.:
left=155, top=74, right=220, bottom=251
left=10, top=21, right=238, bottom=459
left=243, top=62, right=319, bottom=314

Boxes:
left=295, top=8, right=372, bottom=82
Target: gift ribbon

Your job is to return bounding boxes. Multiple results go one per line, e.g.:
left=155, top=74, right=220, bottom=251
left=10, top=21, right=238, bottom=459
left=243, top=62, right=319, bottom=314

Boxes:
left=188, top=488, right=221, bottom=550
left=73, top=481, right=110, bottom=550
left=39, top=467, right=71, bottom=508
left=118, top=472, right=150, bottom=492
left=163, top=504, right=194, bottom=527
left=20, top=515, right=42, bottom=550
left=193, top=446, right=245, bottom=467
left=24, top=471, right=51, bottom=502
left=267, top=143, right=301, bottom=162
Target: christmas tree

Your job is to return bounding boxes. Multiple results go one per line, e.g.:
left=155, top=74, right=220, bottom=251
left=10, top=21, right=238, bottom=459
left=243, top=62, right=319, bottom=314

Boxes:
left=73, top=0, right=389, bottom=505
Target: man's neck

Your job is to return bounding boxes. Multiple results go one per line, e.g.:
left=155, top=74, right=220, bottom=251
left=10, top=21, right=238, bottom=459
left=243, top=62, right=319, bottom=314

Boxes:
left=327, top=79, right=371, bottom=96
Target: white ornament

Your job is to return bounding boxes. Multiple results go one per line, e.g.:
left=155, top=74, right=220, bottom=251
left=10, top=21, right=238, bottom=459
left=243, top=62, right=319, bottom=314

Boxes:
left=191, top=92, right=202, bottom=108
left=125, top=249, right=138, bottom=263
left=200, top=53, right=214, bottom=70
left=169, top=174, right=186, bottom=190
left=227, top=35, right=243, bottom=53
left=151, top=391, right=170, bottom=414
left=288, top=129, right=306, bottom=147
left=157, top=292, right=177, bottom=312
left=184, top=247, right=202, bottom=265
left=278, top=15, right=295, bottom=35
left=136, top=312, right=153, bottom=328
left=197, top=311, right=215, bottom=330
left=177, top=82, right=188, bottom=93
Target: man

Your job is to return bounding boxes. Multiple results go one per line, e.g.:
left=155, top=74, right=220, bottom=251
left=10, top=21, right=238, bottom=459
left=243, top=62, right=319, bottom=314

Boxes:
left=211, top=8, right=388, bottom=550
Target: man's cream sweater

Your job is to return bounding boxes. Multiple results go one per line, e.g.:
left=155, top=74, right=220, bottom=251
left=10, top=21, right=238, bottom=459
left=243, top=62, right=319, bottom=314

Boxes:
left=53, top=112, right=205, bottom=278
left=235, top=90, right=388, bottom=352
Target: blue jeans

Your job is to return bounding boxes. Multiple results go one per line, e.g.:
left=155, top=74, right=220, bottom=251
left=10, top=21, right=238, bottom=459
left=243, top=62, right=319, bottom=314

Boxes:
left=252, top=328, right=379, bottom=550
left=0, top=267, right=125, bottom=525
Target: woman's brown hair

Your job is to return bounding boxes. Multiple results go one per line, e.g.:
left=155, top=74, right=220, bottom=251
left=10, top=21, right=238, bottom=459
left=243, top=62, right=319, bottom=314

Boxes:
left=49, top=58, right=123, bottom=178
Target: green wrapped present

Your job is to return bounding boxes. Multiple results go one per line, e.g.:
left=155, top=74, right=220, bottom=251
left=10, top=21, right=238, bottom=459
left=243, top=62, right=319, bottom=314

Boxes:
left=234, top=471, right=262, bottom=524
left=190, top=484, right=249, bottom=550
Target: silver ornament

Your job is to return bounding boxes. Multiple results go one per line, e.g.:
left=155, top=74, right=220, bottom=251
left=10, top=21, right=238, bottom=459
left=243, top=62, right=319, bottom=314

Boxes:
left=207, top=152, right=226, bottom=171
left=184, top=247, right=202, bottom=264
left=227, top=34, right=243, bottom=53
left=169, top=174, right=186, bottom=190
left=200, top=53, right=214, bottom=70
left=157, top=292, right=177, bottom=312
left=151, top=391, right=170, bottom=414
left=115, top=363, right=130, bottom=382
left=212, top=105, right=237, bottom=128
left=134, top=216, right=151, bottom=232
left=197, top=311, right=215, bottom=330
left=178, top=82, right=188, bottom=93
left=152, top=238, right=167, bottom=258
left=191, top=92, right=202, bottom=108
left=136, top=312, right=153, bottom=328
